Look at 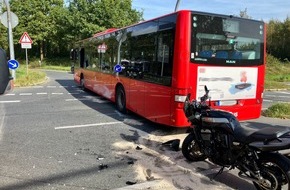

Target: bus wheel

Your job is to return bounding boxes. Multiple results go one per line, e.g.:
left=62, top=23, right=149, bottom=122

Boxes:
left=116, top=86, right=126, bottom=113
left=80, top=78, right=86, bottom=91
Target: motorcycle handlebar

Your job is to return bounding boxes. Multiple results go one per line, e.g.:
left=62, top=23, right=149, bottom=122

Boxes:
left=183, top=86, right=210, bottom=119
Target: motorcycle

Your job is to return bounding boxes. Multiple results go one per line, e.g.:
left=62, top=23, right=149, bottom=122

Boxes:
left=182, top=85, right=290, bottom=190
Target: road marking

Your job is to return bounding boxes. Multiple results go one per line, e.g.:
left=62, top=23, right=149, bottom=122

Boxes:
left=55, top=121, right=122, bottom=130
left=32, top=86, right=44, bottom=88
left=263, top=99, right=273, bottom=102
left=264, top=95, right=275, bottom=97
left=47, top=86, right=57, bottom=88
left=0, top=100, right=21, bottom=103
left=36, top=92, right=48, bottom=95
left=279, top=95, right=290, bottom=98
left=51, top=92, right=64, bottom=95
left=20, top=93, right=32, bottom=96
left=92, top=99, right=108, bottom=103
left=65, top=98, right=88, bottom=101
left=115, top=110, right=124, bottom=117
left=65, top=98, right=78, bottom=101
left=5, top=93, right=15, bottom=96
left=278, top=92, right=290, bottom=95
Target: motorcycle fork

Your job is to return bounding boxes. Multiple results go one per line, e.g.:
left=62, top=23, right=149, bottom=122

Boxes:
left=192, top=126, right=208, bottom=154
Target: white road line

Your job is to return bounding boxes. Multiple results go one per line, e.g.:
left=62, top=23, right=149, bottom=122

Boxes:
left=32, top=86, right=44, bottom=88
left=279, top=96, right=290, bottom=98
left=55, top=121, right=122, bottom=130
left=47, top=86, right=57, bottom=88
left=36, top=92, right=48, bottom=95
left=115, top=110, right=124, bottom=117
left=278, top=92, right=290, bottom=95
left=65, top=98, right=78, bottom=101
left=20, top=93, right=32, bottom=96
left=263, top=99, right=273, bottom=102
left=65, top=98, right=87, bottom=101
left=51, top=93, right=64, bottom=95
left=5, top=93, right=15, bottom=96
left=0, top=100, right=21, bottom=103
left=68, top=93, right=80, bottom=95
left=92, top=99, right=108, bottom=103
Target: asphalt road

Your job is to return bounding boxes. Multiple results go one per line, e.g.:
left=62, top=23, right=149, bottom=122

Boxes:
left=0, top=70, right=290, bottom=190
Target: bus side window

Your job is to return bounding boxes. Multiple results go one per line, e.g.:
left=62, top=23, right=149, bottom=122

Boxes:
left=157, top=30, right=173, bottom=78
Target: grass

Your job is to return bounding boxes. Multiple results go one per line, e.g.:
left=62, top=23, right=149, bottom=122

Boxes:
left=14, top=57, right=71, bottom=87
left=263, top=55, right=290, bottom=119
left=14, top=65, right=46, bottom=87
left=263, top=103, right=290, bottom=119
left=265, top=54, right=290, bottom=89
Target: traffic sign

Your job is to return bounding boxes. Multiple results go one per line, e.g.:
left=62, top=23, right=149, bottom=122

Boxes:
left=97, top=43, right=107, bottom=53
left=8, top=59, right=19, bottom=70
left=114, top=64, right=122, bottom=73
left=0, top=11, right=19, bottom=28
left=21, top=43, right=31, bottom=49
left=19, top=32, right=33, bottom=44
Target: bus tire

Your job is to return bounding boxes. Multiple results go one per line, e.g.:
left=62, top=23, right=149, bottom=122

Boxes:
left=80, top=77, right=86, bottom=91
left=116, top=85, right=126, bottom=113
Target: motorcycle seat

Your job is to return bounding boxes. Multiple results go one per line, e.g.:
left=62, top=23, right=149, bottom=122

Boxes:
left=234, top=125, right=290, bottom=144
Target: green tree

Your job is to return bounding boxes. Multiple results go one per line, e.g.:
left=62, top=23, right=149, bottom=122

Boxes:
left=67, top=0, right=143, bottom=40
left=10, top=0, right=66, bottom=60
left=1, top=0, right=142, bottom=61
left=267, top=17, right=290, bottom=61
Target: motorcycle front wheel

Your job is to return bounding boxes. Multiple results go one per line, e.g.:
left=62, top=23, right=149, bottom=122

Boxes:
left=181, top=133, right=206, bottom=162
left=253, top=153, right=290, bottom=190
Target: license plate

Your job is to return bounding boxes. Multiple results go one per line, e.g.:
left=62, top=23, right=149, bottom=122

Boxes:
left=217, top=100, right=237, bottom=106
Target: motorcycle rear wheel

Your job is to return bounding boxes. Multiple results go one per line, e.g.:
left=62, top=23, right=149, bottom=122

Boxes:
left=182, top=133, right=206, bottom=161
left=253, top=153, right=290, bottom=190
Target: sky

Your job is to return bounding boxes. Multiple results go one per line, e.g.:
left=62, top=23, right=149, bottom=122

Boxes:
left=132, top=0, right=290, bottom=22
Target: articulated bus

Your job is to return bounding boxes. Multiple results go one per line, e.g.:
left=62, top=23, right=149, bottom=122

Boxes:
left=72, top=10, right=266, bottom=128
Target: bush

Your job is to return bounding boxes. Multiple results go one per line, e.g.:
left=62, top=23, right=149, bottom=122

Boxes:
left=263, top=103, right=290, bottom=119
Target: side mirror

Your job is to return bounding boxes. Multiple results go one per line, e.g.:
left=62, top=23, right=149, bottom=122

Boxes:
left=0, top=48, right=12, bottom=95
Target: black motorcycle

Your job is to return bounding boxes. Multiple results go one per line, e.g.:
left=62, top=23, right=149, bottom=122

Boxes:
left=182, top=86, right=290, bottom=190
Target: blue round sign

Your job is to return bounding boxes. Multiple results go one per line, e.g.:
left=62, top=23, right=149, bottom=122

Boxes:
left=8, top=59, right=19, bottom=70
left=114, top=64, right=122, bottom=73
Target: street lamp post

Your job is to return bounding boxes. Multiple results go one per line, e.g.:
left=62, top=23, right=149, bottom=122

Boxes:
left=175, top=0, right=181, bottom=12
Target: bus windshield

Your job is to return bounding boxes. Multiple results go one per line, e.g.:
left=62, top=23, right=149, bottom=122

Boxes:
left=190, top=13, right=264, bottom=66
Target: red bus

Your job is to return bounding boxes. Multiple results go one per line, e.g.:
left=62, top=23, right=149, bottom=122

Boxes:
left=72, top=10, right=266, bottom=128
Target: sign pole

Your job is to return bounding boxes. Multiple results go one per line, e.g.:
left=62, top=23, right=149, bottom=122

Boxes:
left=4, top=0, right=16, bottom=80
left=25, top=48, right=28, bottom=75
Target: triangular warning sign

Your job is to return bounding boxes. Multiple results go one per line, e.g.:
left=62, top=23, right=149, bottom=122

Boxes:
left=19, top=32, right=33, bottom=44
